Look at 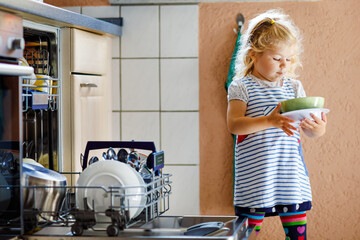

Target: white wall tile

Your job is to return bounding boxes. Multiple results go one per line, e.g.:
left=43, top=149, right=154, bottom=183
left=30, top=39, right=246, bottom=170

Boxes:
left=160, top=5, right=198, bottom=57
left=163, top=165, right=199, bottom=216
left=161, top=112, right=199, bottom=164
left=121, top=6, right=159, bottom=58
left=112, top=59, right=121, bottom=111
left=121, top=112, right=160, bottom=148
left=112, top=37, right=120, bottom=58
left=121, top=59, right=159, bottom=111
left=82, top=6, right=120, bottom=18
left=115, top=4, right=200, bottom=216
left=161, top=59, right=199, bottom=111
left=112, top=112, right=121, bottom=140
left=61, top=7, right=81, bottom=14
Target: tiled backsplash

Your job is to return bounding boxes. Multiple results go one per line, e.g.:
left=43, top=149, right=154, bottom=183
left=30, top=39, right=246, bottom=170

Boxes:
left=63, top=4, right=200, bottom=215
left=121, top=59, right=160, bottom=111
left=121, top=6, right=159, bottom=58
left=161, top=59, right=199, bottom=110
left=160, top=5, right=199, bottom=58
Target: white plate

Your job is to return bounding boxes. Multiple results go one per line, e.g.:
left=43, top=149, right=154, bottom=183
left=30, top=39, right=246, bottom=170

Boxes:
left=282, top=108, right=330, bottom=123
left=76, top=160, right=146, bottom=227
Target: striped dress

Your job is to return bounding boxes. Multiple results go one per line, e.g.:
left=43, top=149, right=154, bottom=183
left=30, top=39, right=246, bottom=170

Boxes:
left=228, top=75, right=312, bottom=212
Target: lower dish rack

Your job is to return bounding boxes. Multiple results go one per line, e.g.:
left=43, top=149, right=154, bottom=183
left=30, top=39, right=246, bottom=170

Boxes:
left=23, top=171, right=171, bottom=237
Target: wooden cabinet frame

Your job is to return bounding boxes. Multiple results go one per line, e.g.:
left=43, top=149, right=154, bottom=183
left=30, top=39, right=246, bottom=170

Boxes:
left=62, top=28, right=112, bottom=184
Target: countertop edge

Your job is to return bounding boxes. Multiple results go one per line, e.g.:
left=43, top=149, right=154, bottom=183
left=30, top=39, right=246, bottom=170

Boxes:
left=0, top=0, right=122, bottom=36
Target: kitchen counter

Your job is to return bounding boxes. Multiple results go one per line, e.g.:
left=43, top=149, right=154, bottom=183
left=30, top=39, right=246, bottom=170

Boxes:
left=0, top=0, right=121, bottom=36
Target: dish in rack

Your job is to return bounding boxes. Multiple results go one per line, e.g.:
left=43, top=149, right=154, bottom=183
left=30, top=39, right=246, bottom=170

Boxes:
left=76, top=160, right=146, bottom=228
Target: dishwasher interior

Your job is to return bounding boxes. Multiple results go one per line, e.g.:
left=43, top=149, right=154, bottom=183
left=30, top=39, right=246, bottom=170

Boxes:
left=18, top=140, right=255, bottom=240
left=22, top=22, right=61, bottom=171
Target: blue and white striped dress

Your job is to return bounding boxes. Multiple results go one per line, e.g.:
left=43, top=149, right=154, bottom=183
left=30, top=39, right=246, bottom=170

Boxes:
left=228, top=75, right=312, bottom=210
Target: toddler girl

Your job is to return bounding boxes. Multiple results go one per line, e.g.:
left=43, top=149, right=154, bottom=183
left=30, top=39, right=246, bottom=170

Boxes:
left=227, top=9, right=327, bottom=240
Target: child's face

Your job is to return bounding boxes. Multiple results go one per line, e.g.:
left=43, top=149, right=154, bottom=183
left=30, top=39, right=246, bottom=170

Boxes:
left=251, top=43, right=296, bottom=82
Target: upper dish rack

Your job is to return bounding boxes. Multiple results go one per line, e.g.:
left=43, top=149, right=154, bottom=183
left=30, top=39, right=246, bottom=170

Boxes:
left=21, top=41, right=59, bottom=112
left=24, top=40, right=50, bottom=75
left=22, top=75, right=59, bottom=112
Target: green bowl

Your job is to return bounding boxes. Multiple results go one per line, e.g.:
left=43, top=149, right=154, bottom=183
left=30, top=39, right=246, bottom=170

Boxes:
left=280, top=97, right=325, bottom=113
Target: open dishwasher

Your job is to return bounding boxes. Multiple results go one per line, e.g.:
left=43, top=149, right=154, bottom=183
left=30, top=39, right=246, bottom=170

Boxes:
left=24, top=215, right=254, bottom=240
left=20, top=141, right=255, bottom=240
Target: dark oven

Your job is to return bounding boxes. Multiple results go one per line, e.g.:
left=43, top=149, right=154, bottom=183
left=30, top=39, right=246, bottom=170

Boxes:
left=0, top=10, right=30, bottom=238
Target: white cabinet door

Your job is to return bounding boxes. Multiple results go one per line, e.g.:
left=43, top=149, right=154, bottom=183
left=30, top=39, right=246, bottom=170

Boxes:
left=71, top=74, right=112, bottom=174
left=61, top=28, right=112, bottom=184
left=71, top=28, right=107, bottom=75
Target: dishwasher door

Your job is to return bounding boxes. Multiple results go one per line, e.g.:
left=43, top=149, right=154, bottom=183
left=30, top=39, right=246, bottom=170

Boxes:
left=24, top=215, right=256, bottom=240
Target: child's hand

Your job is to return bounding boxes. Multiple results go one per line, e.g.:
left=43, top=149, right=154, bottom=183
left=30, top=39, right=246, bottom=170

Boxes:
left=268, top=103, right=297, bottom=136
left=300, top=112, right=327, bottom=138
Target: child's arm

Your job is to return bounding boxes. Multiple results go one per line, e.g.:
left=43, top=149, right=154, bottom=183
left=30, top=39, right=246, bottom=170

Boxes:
left=300, top=112, right=327, bottom=138
left=227, top=100, right=297, bottom=136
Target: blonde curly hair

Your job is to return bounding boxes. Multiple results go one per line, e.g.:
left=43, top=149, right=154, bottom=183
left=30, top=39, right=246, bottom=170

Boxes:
left=235, top=9, right=303, bottom=79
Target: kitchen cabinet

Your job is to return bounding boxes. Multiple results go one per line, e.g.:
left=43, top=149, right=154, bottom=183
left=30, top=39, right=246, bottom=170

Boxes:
left=62, top=28, right=112, bottom=184
left=70, top=28, right=108, bottom=75
left=71, top=75, right=111, bottom=178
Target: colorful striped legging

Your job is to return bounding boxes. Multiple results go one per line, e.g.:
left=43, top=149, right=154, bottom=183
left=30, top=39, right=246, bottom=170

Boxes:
left=241, top=211, right=307, bottom=240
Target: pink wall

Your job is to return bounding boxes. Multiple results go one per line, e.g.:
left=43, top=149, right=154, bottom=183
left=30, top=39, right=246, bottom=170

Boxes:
left=199, top=0, right=360, bottom=239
